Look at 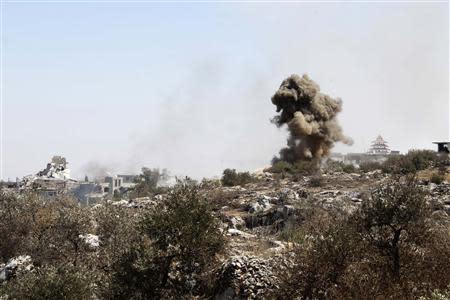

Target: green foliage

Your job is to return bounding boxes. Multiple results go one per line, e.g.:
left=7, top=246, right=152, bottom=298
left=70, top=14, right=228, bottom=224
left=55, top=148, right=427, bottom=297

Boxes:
left=309, top=175, right=324, bottom=187
left=276, top=177, right=450, bottom=299
left=407, top=149, right=438, bottom=170
left=342, top=163, right=356, bottom=173
left=419, top=285, right=450, bottom=300
left=107, top=180, right=226, bottom=299
left=221, top=169, right=253, bottom=187
left=270, top=161, right=293, bottom=174
left=382, top=154, right=417, bottom=174
left=430, top=173, right=445, bottom=185
left=270, top=159, right=319, bottom=176
left=0, top=193, right=92, bottom=265
left=292, top=160, right=319, bottom=175
left=0, top=264, right=94, bottom=300
left=359, top=161, right=383, bottom=173
left=382, top=150, right=440, bottom=174
left=324, top=159, right=356, bottom=173
left=0, top=181, right=227, bottom=299
left=131, top=167, right=169, bottom=198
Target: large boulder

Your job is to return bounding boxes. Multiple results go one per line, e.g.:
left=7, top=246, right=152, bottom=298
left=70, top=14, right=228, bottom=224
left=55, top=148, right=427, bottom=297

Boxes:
left=248, top=195, right=273, bottom=214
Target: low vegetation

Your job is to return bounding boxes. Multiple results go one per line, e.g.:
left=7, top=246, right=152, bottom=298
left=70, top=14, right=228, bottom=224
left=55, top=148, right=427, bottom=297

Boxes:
left=276, top=176, right=450, bottom=299
left=221, top=168, right=254, bottom=187
left=0, top=180, right=226, bottom=299
left=270, top=159, right=319, bottom=176
left=129, top=167, right=169, bottom=198
left=1, top=151, right=448, bottom=299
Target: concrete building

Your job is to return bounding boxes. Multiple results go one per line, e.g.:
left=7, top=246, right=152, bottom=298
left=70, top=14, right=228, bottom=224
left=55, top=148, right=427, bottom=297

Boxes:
left=104, top=176, right=123, bottom=195
left=433, top=142, right=449, bottom=154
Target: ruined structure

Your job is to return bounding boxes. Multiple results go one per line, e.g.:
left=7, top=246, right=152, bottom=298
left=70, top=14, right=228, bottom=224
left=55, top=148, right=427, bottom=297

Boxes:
left=20, top=156, right=77, bottom=198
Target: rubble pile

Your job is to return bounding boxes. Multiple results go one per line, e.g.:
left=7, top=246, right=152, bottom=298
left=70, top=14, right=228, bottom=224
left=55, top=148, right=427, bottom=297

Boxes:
left=18, top=156, right=77, bottom=198
left=36, top=156, right=71, bottom=180
left=215, top=256, right=279, bottom=299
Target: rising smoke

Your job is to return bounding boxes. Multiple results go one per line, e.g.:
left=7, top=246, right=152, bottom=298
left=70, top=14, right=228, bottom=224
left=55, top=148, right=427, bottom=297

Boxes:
left=271, top=74, right=352, bottom=163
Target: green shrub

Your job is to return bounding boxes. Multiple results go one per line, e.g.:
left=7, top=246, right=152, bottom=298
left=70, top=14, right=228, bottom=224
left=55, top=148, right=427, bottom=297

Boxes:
left=0, top=193, right=92, bottom=266
left=276, top=177, right=450, bottom=299
left=382, top=150, right=440, bottom=174
left=270, top=160, right=293, bottom=174
left=0, top=264, right=94, bottom=300
left=382, top=154, right=416, bottom=174
left=359, top=161, right=382, bottom=173
left=130, top=167, right=169, bottom=198
left=221, top=169, right=253, bottom=186
left=270, top=159, right=319, bottom=177
left=292, top=160, right=319, bottom=175
left=430, top=173, right=444, bottom=185
left=419, top=285, right=450, bottom=300
left=323, top=159, right=344, bottom=173
left=342, top=164, right=356, bottom=173
left=406, top=149, right=438, bottom=171
left=107, top=180, right=226, bottom=298
left=309, top=175, right=324, bottom=187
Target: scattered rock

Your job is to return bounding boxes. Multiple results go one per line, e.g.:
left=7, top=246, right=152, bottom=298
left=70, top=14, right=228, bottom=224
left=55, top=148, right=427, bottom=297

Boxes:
left=79, top=234, right=100, bottom=248
left=0, top=255, right=33, bottom=282
left=215, top=256, right=278, bottom=299
left=248, top=195, right=273, bottom=213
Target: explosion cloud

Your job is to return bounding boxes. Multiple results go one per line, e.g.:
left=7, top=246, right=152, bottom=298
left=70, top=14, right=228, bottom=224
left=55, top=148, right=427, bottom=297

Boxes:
left=271, top=74, right=352, bottom=163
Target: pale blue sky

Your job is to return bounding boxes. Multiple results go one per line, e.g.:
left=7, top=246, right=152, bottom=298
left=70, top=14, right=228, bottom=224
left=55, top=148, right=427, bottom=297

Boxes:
left=3, top=2, right=449, bottom=180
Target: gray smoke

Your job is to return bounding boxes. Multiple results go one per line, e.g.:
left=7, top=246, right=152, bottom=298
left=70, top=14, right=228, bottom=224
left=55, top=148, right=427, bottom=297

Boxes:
left=81, top=161, right=116, bottom=181
left=271, top=74, right=352, bottom=163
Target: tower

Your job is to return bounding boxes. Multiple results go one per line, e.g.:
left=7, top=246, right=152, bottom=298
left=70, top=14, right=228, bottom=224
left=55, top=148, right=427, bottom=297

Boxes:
left=368, top=135, right=390, bottom=155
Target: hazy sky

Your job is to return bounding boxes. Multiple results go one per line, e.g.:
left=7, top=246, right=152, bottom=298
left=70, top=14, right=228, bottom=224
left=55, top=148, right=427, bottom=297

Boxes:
left=2, top=1, right=449, bottom=180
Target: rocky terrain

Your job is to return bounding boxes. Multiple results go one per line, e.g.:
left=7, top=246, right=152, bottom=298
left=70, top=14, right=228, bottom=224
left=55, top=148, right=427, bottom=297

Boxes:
left=1, top=161, right=449, bottom=299
left=202, top=171, right=447, bottom=298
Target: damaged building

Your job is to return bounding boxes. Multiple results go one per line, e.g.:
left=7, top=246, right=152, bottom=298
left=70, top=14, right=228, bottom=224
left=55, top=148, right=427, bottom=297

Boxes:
left=20, top=155, right=78, bottom=199
left=1, top=156, right=138, bottom=205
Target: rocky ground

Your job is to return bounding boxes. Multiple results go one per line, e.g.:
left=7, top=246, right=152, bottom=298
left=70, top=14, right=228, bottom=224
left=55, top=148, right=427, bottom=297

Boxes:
left=2, top=167, right=449, bottom=299
left=205, top=169, right=450, bottom=299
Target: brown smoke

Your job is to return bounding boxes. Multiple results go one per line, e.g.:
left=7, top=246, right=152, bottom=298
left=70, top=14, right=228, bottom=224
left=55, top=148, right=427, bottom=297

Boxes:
left=271, top=74, right=352, bottom=163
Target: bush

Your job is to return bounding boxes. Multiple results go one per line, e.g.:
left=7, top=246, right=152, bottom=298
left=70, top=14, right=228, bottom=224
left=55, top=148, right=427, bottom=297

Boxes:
left=0, top=264, right=94, bottom=300
left=270, top=161, right=293, bottom=174
left=130, top=167, right=169, bottom=198
left=359, top=161, right=382, bottom=173
left=309, top=175, right=324, bottom=187
left=270, top=159, right=319, bottom=176
left=107, top=180, right=226, bottom=298
left=276, top=176, right=450, bottom=299
left=0, top=265, right=94, bottom=300
left=221, top=169, right=253, bottom=187
left=382, top=150, right=440, bottom=174
left=382, top=154, right=417, bottom=174
left=324, top=160, right=356, bottom=174
left=0, top=193, right=92, bottom=266
left=430, top=173, right=445, bottom=185
left=406, top=149, right=438, bottom=170
left=203, top=188, right=241, bottom=210
left=292, top=160, right=319, bottom=175
left=342, top=163, right=356, bottom=173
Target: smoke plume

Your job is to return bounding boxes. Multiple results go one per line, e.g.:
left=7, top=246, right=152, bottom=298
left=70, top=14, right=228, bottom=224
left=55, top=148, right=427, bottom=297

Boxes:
left=271, top=74, right=352, bottom=163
